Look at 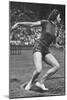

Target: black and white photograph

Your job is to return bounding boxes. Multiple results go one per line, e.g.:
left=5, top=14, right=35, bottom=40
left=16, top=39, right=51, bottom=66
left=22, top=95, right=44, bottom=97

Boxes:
left=9, top=1, right=65, bottom=99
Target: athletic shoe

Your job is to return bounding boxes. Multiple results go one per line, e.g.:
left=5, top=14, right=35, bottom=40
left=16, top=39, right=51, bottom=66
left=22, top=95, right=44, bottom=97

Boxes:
left=35, top=82, right=48, bottom=90
left=25, top=81, right=32, bottom=90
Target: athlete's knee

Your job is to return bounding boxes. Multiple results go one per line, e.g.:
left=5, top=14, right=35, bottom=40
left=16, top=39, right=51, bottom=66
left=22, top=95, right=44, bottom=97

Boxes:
left=54, top=62, right=60, bottom=70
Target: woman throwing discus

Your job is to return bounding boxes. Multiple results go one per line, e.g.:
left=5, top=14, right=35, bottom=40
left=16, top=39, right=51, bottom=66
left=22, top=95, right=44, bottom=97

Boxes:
left=12, top=9, right=61, bottom=91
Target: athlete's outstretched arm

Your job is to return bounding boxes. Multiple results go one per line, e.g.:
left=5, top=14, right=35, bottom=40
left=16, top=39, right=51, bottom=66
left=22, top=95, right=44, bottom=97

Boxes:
left=11, top=21, right=42, bottom=30
left=11, top=22, right=32, bottom=30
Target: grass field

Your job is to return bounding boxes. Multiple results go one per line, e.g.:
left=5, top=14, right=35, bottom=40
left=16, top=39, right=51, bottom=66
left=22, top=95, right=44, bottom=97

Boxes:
left=9, top=46, right=65, bottom=99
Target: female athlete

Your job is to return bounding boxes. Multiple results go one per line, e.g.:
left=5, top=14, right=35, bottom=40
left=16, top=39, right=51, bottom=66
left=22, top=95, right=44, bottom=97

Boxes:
left=12, top=9, right=61, bottom=91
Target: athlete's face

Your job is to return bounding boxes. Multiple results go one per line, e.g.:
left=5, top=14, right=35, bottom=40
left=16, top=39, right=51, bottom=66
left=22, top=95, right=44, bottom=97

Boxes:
left=57, top=14, right=61, bottom=23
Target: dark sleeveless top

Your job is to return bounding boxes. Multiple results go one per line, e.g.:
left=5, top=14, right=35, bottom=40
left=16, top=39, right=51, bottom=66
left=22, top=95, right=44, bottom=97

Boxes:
left=38, top=21, right=57, bottom=47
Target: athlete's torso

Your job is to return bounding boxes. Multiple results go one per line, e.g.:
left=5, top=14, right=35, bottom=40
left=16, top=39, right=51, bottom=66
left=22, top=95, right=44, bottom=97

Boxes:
left=38, top=20, right=57, bottom=47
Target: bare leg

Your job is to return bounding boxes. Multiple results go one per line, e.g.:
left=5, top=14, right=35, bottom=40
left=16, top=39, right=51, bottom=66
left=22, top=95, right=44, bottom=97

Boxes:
left=30, top=71, right=40, bottom=84
left=25, top=52, right=42, bottom=90
left=40, top=53, right=60, bottom=83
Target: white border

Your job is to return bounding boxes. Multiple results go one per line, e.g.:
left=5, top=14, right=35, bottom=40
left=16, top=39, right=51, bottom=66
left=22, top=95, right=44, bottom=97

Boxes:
left=0, top=0, right=67, bottom=100
left=10, top=0, right=66, bottom=5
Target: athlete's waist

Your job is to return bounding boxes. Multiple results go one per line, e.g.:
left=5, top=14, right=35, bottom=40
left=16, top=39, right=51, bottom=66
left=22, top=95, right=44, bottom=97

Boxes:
left=35, top=39, right=50, bottom=48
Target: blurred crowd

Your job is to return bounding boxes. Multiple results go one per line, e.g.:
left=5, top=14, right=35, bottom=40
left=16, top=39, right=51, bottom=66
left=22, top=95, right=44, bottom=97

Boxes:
left=10, top=26, right=42, bottom=46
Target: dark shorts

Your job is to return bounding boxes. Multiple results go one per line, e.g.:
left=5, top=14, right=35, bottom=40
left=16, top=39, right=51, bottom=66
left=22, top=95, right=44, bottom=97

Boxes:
left=33, top=41, right=50, bottom=60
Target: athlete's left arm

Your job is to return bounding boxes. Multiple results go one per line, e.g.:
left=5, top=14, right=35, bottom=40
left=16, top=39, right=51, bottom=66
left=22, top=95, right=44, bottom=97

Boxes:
left=55, top=42, right=62, bottom=48
left=53, top=37, right=62, bottom=48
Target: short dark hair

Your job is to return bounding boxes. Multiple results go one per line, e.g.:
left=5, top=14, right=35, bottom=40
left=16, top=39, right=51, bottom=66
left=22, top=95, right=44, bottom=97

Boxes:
left=48, top=9, right=60, bottom=22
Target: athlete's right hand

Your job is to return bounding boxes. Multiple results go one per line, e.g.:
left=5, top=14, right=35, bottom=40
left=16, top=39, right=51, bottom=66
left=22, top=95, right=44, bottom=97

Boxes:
left=11, top=23, right=18, bottom=30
